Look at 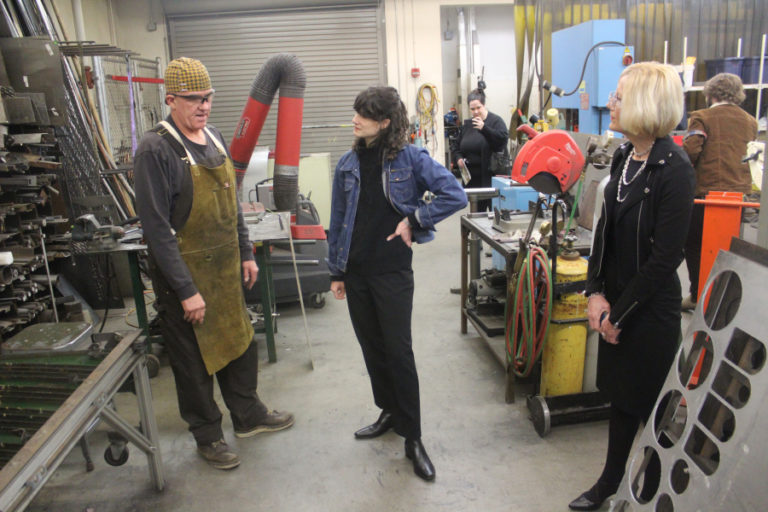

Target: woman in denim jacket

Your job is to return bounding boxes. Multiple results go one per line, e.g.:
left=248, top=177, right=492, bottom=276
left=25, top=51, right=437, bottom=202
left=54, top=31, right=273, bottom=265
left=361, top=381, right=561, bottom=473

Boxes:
left=327, top=86, right=467, bottom=482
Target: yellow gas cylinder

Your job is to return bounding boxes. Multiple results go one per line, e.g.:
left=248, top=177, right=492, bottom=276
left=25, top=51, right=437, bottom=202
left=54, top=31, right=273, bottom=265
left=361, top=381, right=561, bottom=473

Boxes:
left=540, top=252, right=588, bottom=397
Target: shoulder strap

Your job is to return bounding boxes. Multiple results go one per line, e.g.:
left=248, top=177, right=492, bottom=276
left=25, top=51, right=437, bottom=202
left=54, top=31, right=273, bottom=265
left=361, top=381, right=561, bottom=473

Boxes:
left=203, top=126, right=227, bottom=156
left=154, top=120, right=197, bottom=165
left=150, top=122, right=194, bottom=230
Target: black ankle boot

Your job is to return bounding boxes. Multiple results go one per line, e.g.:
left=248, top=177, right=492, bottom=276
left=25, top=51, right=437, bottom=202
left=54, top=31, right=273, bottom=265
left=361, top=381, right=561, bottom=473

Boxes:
left=405, top=438, right=435, bottom=482
left=568, top=480, right=618, bottom=511
left=354, top=411, right=393, bottom=439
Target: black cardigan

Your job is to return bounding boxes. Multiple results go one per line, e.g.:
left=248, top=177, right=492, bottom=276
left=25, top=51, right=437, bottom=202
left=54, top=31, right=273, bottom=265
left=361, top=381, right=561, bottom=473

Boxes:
left=587, top=136, right=695, bottom=327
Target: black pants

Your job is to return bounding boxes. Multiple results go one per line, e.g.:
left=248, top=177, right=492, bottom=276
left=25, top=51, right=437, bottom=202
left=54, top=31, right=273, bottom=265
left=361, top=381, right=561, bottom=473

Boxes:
left=151, top=265, right=268, bottom=445
left=684, top=202, right=705, bottom=297
left=344, top=269, right=421, bottom=440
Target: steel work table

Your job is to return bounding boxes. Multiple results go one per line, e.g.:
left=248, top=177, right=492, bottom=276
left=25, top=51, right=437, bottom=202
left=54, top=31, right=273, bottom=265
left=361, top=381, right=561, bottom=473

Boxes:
left=245, top=210, right=291, bottom=363
left=459, top=212, right=592, bottom=403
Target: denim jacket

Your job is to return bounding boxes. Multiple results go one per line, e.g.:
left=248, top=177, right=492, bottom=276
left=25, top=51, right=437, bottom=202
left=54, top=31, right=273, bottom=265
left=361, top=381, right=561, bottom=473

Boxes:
left=327, top=144, right=468, bottom=278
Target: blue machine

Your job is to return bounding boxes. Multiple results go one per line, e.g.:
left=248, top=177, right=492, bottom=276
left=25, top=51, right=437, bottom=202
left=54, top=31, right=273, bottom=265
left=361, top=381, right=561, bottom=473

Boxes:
left=492, top=176, right=538, bottom=212
left=491, top=176, right=539, bottom=270
left=551, top=19, right=634, bottom=135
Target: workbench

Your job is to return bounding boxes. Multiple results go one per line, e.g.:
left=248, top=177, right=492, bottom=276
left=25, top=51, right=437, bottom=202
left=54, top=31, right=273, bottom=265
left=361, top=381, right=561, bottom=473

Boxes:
left=72, top=241, right=162, bottom=377
left=0, top=329, right=164, bottom=512
left=459, top=212, right=593, bottom=403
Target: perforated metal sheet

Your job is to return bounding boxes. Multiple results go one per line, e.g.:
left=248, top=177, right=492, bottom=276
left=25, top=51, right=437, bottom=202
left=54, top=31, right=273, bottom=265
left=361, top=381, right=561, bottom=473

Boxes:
left=612, top=248, right=768, bottom=511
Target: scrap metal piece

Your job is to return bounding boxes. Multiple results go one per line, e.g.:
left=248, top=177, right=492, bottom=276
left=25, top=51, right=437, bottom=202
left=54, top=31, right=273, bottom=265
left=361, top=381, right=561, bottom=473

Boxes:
left=7, top=133, right=44, bottom=145
left=0, top=37, right=68, bottom=125
left=16, top=92, right=49, bottom=125
left=3, top=96, right=35, bottom=124
left=2, top=322, right=91, bottom=353
left=0, top=152, right=30, bottom=172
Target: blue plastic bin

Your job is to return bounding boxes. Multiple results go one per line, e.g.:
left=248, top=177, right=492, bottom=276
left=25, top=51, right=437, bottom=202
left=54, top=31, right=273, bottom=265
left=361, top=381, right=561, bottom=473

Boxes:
left=742, top=57, right=768, bottom=84
left=705, top=57, right=746, bottom=79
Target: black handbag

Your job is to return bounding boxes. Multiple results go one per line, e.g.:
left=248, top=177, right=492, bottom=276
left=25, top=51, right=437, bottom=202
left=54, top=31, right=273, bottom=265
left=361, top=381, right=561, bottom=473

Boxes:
left=490, top=147, right=511, bottom=174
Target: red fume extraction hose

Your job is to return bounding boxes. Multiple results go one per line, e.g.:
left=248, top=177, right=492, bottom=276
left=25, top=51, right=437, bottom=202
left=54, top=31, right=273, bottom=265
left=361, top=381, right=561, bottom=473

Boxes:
left=230, top=54, right=306, bottom=211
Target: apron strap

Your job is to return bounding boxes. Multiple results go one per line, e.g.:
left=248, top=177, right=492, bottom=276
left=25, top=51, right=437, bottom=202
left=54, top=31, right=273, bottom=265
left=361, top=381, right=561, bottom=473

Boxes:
left=203, top=126, right=228, bottom=156
left=158, top=120, right=197, bottom=166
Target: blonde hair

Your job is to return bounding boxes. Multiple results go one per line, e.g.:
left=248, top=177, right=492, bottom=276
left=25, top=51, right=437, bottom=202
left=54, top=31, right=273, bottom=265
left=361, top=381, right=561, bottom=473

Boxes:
left=618, top=62, right=683, bottom=138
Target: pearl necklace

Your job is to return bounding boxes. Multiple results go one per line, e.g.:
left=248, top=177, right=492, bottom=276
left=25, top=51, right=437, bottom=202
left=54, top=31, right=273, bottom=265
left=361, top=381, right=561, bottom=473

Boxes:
left=633, top=144, right=653, bottom=157
left=616, top=142, right=653, bottom=203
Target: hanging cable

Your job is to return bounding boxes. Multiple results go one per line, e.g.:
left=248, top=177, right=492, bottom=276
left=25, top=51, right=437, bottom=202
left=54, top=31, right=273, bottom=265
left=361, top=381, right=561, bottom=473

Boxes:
left=416, top=83, right=439, bottom=153
left=559, top=41, right=626, bottom=96
left=506, top=245, right=553, bottom=378
left=558, top=175, right=585, bottom=256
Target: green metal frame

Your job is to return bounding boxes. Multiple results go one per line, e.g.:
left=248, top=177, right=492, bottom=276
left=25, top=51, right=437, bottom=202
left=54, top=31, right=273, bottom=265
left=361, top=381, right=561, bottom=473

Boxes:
left=253, top=242, right=277, bottom=363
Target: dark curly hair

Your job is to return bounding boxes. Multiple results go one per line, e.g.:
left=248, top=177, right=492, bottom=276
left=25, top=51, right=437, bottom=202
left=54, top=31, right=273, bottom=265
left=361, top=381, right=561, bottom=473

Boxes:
left=704, top=72, right=746, bottom=105
left=353, top=86, right=409, bottom=161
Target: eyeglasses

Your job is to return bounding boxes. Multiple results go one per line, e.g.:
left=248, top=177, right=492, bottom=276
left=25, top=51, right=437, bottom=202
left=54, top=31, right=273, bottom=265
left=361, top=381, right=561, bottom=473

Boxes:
left=607, top=91, right=621, bottom=108
left=171, top=90, right=215, bottom=105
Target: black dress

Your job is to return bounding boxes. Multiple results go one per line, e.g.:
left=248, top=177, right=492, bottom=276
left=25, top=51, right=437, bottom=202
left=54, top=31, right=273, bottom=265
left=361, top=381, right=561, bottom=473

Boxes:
left=587, top=137, right=695, bottom=418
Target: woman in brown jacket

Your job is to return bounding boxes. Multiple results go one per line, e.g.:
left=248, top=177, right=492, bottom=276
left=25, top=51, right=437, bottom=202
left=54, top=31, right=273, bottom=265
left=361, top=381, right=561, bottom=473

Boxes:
left=682, top=72, right=758, bottom=309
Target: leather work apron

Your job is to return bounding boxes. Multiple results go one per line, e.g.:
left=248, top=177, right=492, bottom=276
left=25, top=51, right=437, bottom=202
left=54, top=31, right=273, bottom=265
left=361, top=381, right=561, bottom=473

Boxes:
left=158, top=120, right=254, bottom=375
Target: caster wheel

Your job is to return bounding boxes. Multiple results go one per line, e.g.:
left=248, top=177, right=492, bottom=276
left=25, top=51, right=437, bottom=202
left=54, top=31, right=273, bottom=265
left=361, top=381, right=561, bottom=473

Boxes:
left=527, top=394, right=551, bottom=437
left=309, top=293, right=326, bottom=309
left=104, top=446, right=129, bottom=466
left=145, top=353, right=161, bottom=379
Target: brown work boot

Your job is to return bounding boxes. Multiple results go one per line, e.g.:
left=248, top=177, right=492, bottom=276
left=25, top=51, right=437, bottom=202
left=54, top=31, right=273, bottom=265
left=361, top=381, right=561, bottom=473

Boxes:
left=234, top=410, right=295, bottom=438
left=197, top=439, right=240, bottom=470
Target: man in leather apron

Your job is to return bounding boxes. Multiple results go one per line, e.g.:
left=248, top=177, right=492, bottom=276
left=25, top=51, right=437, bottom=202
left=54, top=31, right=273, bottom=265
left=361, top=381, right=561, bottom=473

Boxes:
left=134, top=57, right=293, bottom=470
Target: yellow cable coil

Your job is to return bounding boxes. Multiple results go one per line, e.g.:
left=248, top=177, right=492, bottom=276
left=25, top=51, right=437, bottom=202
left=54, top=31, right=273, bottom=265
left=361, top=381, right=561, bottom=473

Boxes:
left=416, top=83, right=439, bottom=153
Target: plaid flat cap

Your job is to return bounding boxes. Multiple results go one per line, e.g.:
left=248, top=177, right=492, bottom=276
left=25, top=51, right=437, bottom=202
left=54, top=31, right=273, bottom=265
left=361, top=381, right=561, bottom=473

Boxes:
left=165, top=57, right=211, bottom=93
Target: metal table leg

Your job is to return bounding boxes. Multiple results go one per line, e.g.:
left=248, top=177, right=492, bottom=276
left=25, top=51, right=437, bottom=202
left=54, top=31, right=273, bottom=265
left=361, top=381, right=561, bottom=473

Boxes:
left=134, top=355, right=164, bottom=490
left=127, top=251, right=148, bottom=336
left=461, top=224, right=469, bottom=334
left=253, top=242, right=277, bottom=363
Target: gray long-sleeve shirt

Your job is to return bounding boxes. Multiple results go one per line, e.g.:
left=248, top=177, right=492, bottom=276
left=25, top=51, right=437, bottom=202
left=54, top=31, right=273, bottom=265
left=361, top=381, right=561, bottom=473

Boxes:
left=134, top=117, right=253, bottom=301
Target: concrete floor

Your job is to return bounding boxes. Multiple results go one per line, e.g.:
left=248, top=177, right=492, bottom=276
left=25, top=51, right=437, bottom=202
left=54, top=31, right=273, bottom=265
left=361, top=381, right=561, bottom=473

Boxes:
left=24, top=209, right=683, bottom=512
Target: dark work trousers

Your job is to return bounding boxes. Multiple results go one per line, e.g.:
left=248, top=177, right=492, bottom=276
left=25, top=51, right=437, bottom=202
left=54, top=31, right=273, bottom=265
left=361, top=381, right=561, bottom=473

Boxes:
left=344, top=269, right=421, bottom=440
left=150, top=264, right=268, bottom=445
left=683, top=201, right=705, bottom=298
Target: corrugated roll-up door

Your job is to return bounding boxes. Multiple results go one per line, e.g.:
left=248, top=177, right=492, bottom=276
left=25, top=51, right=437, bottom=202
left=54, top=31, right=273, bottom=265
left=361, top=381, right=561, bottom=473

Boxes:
left=167, top=6, right=384, bottom=168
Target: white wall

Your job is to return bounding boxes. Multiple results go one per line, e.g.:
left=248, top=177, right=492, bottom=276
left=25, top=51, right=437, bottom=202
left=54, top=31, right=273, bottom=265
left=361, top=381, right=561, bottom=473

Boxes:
left=441, top=5, right=517, bottom=126
left=50, top=0, right=113, bottom=44
left=51, top=0, right=167, bottom=64
left=384, top=0, right=515, bottom=165
left=474, top=5, right=517, bottom=126
left=441, top=7, right=460, bottom=114
left=113, top=0, right=169, bottom=66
